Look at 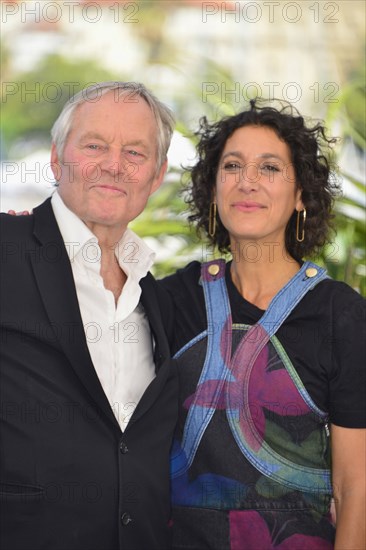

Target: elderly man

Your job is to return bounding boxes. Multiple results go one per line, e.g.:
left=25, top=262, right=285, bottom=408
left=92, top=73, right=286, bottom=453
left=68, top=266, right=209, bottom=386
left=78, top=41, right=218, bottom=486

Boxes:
left=0, top=82, right=178, bottom=550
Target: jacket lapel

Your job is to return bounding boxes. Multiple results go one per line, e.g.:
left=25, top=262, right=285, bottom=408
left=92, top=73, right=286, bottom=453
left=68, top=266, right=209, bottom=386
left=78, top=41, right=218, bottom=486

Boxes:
left=127, top=273, right=174, bottom=427
left=140, top=273, right=170, bottom=368
left=31, top=199, right=120, bottom=431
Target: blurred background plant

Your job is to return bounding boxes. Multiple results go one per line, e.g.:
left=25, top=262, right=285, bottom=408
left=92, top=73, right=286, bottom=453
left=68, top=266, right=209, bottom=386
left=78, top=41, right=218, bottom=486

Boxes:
left=1, top=53, right=117, bottom=156
left=133, top=68, right=366, bottom=295
left=322, top=73, right=366, bottom=294
left=1, top=0, right=365, bottom=293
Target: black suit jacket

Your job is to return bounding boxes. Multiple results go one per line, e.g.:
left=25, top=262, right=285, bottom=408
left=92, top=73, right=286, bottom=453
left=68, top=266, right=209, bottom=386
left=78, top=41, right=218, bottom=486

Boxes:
left=0, top=199, right=178, bottom=550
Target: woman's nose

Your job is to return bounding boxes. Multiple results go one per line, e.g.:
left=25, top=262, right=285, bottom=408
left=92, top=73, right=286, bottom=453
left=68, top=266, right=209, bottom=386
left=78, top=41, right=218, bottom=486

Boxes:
left=238, top=161, right=260, bottom=191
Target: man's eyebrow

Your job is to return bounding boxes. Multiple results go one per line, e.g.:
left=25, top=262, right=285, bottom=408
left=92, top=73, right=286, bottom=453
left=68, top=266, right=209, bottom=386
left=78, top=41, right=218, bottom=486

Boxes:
left=79, top=134, right=150, bottom=149
left=123, top=139, right=149, bottom=148
left=79, top=132, right=106, bottom=141
left=123, top=140, right=157, bottom=156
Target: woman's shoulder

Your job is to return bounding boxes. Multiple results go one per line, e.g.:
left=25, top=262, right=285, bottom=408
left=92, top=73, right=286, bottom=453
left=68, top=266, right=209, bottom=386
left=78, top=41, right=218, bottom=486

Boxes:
left=304, top=277, right=365, bottom=324
left=158, top=262, right=209, bottom=347
left=314, top=277, right=365, bottom=304
left=158, top=260, right=203, bottom=294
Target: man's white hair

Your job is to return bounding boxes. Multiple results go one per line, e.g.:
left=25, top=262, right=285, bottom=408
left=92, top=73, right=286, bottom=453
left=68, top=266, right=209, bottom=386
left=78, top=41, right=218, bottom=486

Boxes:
left=51, top=81, right=175, bottom=172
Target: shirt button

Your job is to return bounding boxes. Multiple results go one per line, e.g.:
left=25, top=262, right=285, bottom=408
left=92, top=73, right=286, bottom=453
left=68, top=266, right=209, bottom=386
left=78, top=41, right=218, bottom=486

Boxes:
left=119, top=442, right=129, bottom=454
left=121, top=512, right=132, bottom=526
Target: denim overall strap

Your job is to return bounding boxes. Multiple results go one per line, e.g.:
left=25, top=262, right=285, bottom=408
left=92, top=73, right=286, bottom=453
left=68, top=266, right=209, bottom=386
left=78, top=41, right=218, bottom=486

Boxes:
left=253, top=260, right=327, bottom=338
left=227, top=261, right=332, bottom=493
left=176, top=259, right=232, bottom=476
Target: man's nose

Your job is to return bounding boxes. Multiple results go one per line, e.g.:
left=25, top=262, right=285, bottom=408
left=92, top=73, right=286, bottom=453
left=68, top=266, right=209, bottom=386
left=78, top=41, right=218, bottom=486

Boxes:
left=99, top=149, right=136, bottom=180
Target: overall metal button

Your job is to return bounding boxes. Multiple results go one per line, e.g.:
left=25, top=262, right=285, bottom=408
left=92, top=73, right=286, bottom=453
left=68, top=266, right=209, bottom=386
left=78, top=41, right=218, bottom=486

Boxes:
left=305, top=267, right=318, bottom=278
left=208, top=264, right=220, bottom=276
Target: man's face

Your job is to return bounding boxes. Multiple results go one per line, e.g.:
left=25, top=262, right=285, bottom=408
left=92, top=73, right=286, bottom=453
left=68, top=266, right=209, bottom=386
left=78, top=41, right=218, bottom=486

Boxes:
left=51, top=91, right=167, bottom=234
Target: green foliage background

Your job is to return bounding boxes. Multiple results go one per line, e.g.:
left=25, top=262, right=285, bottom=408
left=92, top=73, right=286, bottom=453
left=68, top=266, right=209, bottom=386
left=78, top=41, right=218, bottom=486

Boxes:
left=1, top=54, right=117, bottom=149
left=134, top=72, right=366, bottom=295
left=1, top=52, right=365, bottom=295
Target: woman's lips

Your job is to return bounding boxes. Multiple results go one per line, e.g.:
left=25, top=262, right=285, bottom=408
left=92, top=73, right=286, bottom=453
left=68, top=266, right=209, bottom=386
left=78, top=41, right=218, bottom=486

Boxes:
left=231, top=201, right=265, bottom=212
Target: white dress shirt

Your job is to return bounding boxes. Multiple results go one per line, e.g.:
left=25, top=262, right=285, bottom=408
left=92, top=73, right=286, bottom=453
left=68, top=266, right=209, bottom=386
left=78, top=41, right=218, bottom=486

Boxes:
left=51, top=192, right=156, bottom=431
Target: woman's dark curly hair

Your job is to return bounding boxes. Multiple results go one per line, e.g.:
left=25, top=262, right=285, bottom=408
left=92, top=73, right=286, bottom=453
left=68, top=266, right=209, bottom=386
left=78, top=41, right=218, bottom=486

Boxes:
left=186, top=100, right=340, bottom=260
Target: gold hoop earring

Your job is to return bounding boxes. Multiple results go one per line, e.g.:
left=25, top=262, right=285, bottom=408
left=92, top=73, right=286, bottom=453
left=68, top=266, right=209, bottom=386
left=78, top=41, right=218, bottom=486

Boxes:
left=208, top=201, right=217, bottom=237
left=296, top=209, right=306, bottom=242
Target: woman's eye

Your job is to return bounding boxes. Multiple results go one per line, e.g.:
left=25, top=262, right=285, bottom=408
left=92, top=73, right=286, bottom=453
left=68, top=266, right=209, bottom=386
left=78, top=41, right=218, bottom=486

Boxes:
left=223, top=162, right=240, bottom=171
left=128, top=150, right=140, bottom=156
left=86, top=144, right=100, bottom=150
left=262, top=164, right=280, bottom=172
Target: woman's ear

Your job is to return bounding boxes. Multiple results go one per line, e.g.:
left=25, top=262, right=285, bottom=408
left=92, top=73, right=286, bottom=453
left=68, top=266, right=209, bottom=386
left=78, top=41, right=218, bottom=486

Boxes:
left=295, top=188, right=304, bottom=212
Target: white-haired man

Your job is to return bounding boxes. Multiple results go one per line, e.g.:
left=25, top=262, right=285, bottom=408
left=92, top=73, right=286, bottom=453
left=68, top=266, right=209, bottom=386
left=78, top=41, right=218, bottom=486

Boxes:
left=0, top=82, right=178, bottom=550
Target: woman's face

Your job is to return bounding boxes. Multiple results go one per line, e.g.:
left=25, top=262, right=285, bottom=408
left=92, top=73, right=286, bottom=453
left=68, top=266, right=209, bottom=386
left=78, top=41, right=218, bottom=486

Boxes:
left=215, top=125, right=303, bottom=250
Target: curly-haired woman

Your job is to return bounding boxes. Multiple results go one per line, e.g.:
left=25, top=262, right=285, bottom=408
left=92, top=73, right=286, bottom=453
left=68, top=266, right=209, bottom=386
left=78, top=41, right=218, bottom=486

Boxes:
left=161, top=102, right=366, bottom=549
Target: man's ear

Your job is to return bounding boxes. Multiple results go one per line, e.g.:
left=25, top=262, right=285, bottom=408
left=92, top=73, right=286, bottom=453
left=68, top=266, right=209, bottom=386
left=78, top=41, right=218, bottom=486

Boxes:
left=50, top=143, right=61, bottom=181
left=150, top=159, right=168, bottom=196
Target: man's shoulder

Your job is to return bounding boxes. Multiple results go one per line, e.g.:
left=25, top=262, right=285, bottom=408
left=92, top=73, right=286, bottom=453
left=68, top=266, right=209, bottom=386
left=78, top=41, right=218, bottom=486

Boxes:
left=0, top=199, right=53, bottom=235
left=0, top=211, right=34, bottom=240
left=0, top=198, right=61, bottom=254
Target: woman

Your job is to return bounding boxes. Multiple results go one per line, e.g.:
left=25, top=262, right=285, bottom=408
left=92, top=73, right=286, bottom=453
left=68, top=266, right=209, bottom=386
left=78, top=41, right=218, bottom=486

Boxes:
left=161, top=102, right=366, bottom=549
